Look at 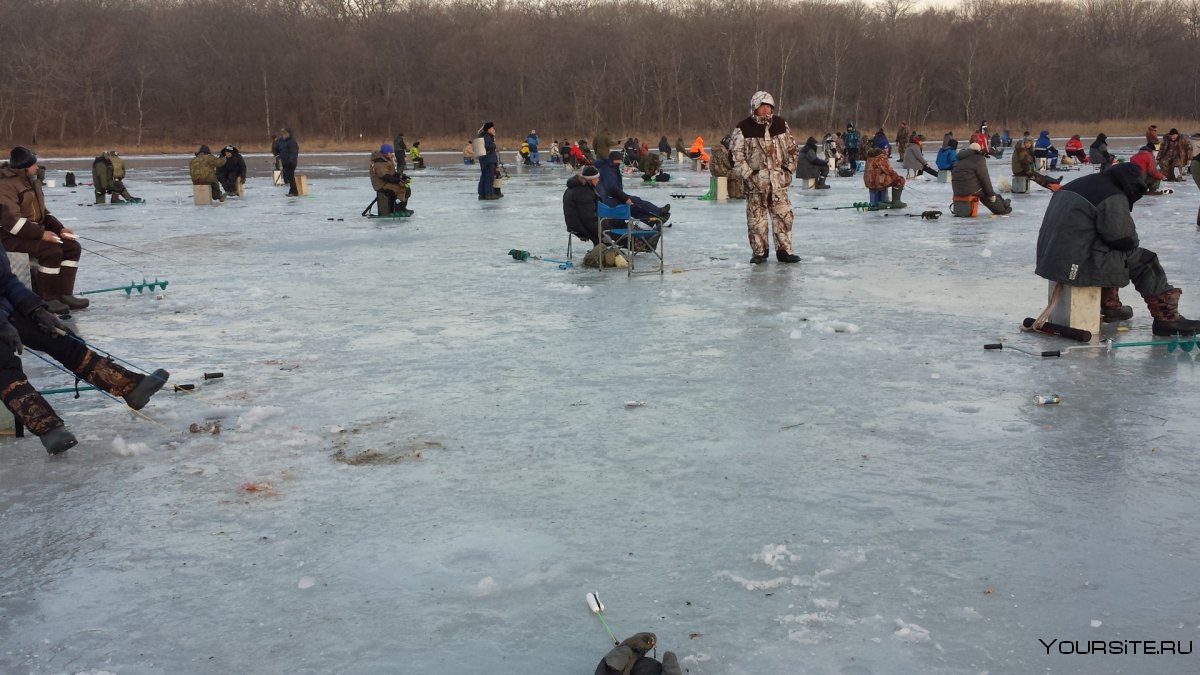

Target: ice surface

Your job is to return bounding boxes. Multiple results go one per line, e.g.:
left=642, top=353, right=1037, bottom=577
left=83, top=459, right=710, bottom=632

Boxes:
left=1, top=146, right=1199, bottom=674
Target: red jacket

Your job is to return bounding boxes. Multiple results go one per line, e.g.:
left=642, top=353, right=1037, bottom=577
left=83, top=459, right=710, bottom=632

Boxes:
left=1065, top=137, right=1083, bottom=153
left=1130, top=149, right=1163, bottom=180
left=969, top=132, right=990, bottom=154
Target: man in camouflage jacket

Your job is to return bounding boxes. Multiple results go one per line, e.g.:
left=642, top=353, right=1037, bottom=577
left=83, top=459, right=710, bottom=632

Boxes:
left=731, top=91, right=800, bottom=263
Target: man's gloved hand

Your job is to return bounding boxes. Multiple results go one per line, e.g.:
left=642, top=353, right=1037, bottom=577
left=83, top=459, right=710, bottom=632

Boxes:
left=0, top=321, right=23, bottom=354
left=32, top=306, right=68, bottom=336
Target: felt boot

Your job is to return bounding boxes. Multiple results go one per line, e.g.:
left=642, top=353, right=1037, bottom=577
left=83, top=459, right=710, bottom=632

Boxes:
left=1145, top=288, right=1200, bottom=336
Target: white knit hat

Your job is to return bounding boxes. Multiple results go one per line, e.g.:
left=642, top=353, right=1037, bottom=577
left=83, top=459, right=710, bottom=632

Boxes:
left=969, top=142, right=982, bottom=152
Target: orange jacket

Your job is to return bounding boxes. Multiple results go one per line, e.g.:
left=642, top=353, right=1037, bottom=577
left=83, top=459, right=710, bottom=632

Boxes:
left=689, top=137, right=709, bottom=161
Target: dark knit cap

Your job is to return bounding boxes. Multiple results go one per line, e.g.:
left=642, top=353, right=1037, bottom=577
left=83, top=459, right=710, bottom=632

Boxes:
left=581, top=166, right=599, bottom=177
left=197, top=145, right=210, bottom=154
left=608, top=150, right=622, bottom=161
left=9, top=146, right=37, bottom=169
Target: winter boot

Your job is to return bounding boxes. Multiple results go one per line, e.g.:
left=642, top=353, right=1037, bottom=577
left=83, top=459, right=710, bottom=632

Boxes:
left=44, top=299, right=70, bottom=315
left=776, top=250, right=801, bottom=263
left=94, top=191, right=106, bottom=205
left=815, top=176, right=831, bottom=189
left=890, top=186, right=907, bottom=209
left=1100, top=287, right=1133, bottom=322
left=71, top=349, right=170, bottom=410
left=41, top=424, right=78, bottom=455
left=750, top=252, right=768, bottom=264
left=120, top=188, right=142, bottom=204
left=110, top=193, right=125, bottom=204
left=0, top=379, right=68, bottom=452
left=1144, top=288, right=1200, bottom=336
left=58, top=263, right=88, bottom=310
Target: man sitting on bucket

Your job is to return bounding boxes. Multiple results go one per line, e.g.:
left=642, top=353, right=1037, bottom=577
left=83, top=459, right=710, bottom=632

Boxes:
left=1035, top=162, right=1200, bottom=336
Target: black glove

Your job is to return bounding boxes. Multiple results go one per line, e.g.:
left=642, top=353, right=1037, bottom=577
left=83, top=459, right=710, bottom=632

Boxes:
left=32, top=306, right=68, bottom=336
left=0, top=320, right=22, bottom=355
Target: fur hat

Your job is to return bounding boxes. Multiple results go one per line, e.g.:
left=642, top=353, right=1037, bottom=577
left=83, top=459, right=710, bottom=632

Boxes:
left=751, top=91, right=775, bottom=111
left=8, top=146, right=37, bottom=169
left=968, top=142, right=982, bottom=152
left=581, top=165, right=599, bottom=177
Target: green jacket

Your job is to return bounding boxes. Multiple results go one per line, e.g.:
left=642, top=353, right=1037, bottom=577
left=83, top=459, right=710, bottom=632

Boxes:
left=92, top=154, right=115, bottom=191
left=189, top=152, right=225, bottom=184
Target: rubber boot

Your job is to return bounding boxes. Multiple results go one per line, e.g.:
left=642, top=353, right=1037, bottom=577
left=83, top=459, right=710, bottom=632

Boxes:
left=890, top=186, right=907, bottom=209
left=59, top=263, right=89, bottom=310
left=776, top=250, right=801, bottom=263
left=71, top=349, right=170, bottom=410
left=119, top=188, right=142, bottom=204
left=94, top=191, right=106, bottom=205
left=1144, top=288, right=1200, bottom=336
left=1100, top=287, right=1133, bottom=322
left=110, top=193, right=125, bottom=204
left=0, top=379, right=72, bottom=453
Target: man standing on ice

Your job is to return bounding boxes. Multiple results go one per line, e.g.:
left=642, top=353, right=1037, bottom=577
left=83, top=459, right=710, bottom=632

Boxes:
left=730, top=91, right=800, bottom=264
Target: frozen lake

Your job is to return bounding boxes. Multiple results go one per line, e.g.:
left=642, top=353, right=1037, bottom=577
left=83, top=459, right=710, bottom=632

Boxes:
left=2, top=146, right=1198, bottom=674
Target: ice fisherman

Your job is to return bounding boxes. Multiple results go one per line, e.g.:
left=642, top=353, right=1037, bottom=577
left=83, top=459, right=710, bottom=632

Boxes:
left=563, top=165, right=602, bottom=246
left=278, top=127, right=300, bottom=196
left=216, top=145, right=247, bottom=197
left=0, top=147, right=89, bottom=313
left=709, top=136, right=744, bottom=198
left=595, top=150, right=670, bottom=225
left=730, top=90, right=800, bottom=263
left=1035, top=162, right=1200, bottom=336
left=795, top=136, right=831, bottom=189
left=409, top=140, right=426, bottom=170
left=189, top=145, right=227, bottom=203
left=91, top=150, right=140, bottom=204
left=951, top=142, right=1011, bottom=216
left=370, top=143, right=411, bottom=216
left=525, top=130, right=540, bottom=165
left=1089, top=133, right=1116, bottom=170
left=1156, top=128, right=1192, bottom=182
left=864, top=144, right=906, bottom=209
left=901, top=133, right=936, bottom=179
left=1012, top=138, right=1062, bottom=192
left=477, top=122, right=500, bottom=200
left=843, top=121, right=861, bottom=174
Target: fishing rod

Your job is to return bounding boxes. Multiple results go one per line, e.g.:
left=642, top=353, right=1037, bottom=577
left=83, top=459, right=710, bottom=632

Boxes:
left=79, top=243, right=146, bottom=274
left=74, top=235, right=169, bottom=260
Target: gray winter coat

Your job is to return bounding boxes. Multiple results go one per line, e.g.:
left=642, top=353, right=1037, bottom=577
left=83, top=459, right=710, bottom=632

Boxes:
left=1035, top=164, right=1145, bottom=287
left=902, top=143, right=928, bottom=171
left=951, top=148, right=997, bottom=200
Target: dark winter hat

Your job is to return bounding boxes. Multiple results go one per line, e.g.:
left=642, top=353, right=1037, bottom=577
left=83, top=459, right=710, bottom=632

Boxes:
left=224, top=145, right=235, bottom=152
left=609, top=150, right=623, bottom=161
left=380, top=143, right=394, bottom=154
left=1168, top=128, right=1179, bottom=135
left=483, top=122, right=495, bottom=132
left=8, top=146, right=37, bottom=169
left=197, top=145, right=211, bottom=155
left=581, top=166, right=599, bottom=177
left=949, top=139, right=959, bottom=149
left=1141, top=144, right=1156, bottom=152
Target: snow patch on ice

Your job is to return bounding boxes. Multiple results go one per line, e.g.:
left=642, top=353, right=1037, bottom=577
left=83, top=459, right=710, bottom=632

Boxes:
left=1090, top=619, right=1102, bottom=628
left=812, top=597, right=840, bottom=609
left=237, top=406, right=285, bottom=431
left=718, top=572, right=795, bottom=590
left=475, top=576, right=498, bottom=596
left=545, top=281, right=593, bottom=295
left=893, top=619, right=931, bottom=642
left=112, top=436, right=152, bottom=457
left=980, top=248, right=992, bottom=257
left=659, top=288, right=689, bottom=300
left=754, top=543, right=801, bottom=570
left=823, top=270, right=849, bottom=278
left=813, top=319, right=859, bottom=334
left=298, top=576, right=316, bottom=589
left=681, top=653, right=711, bottom=664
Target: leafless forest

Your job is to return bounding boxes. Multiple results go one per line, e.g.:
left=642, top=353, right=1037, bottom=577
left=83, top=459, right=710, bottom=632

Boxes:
left=3, top=0, right=1199, bottom=150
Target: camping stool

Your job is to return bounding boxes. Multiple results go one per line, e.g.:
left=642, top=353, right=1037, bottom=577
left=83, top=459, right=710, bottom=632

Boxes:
left=294, top=175, right=308, bottom=196
left=1043, top=282, right=1102, bottom=342
left=692, top=158, right=703, bottom=172
left=950, top=194, right=980, bottom=217
left=1011, top=176, right=1030, bottom=194
left=192, top=185, right=212, bottom=205
left=938, top=170, right=951, bottom=183
left=799, top=178, right=816, bottom=189
left=273, top=169, right=283, bottom=186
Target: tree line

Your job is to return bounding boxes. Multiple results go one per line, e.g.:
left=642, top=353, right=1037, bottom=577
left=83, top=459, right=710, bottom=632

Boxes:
left=2, top=0, right=1198, bottom=150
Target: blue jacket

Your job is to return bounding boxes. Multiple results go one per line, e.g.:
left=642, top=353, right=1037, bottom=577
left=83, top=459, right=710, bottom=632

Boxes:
left=594, top=159, right=630, bottom=207
left=279, top=136, right=299, bottom=165
left=525, top=133, right=539, bottom=150
left=1035, top=131, right=1052, bottom=150
left=0, top=242, right=46, bottom=323
left=936, top=146, right=957, bottom=171
left=479, top=134, right=497, bottom=164
left=845, top=129, right=861, bottom=149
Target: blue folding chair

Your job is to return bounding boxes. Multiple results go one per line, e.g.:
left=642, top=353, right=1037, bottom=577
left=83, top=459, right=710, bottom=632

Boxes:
left=598, top=202, right=664, bottom=276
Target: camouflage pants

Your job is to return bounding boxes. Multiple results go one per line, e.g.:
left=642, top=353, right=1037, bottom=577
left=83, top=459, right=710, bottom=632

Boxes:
left=745, top=188, right=794, bottom=256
